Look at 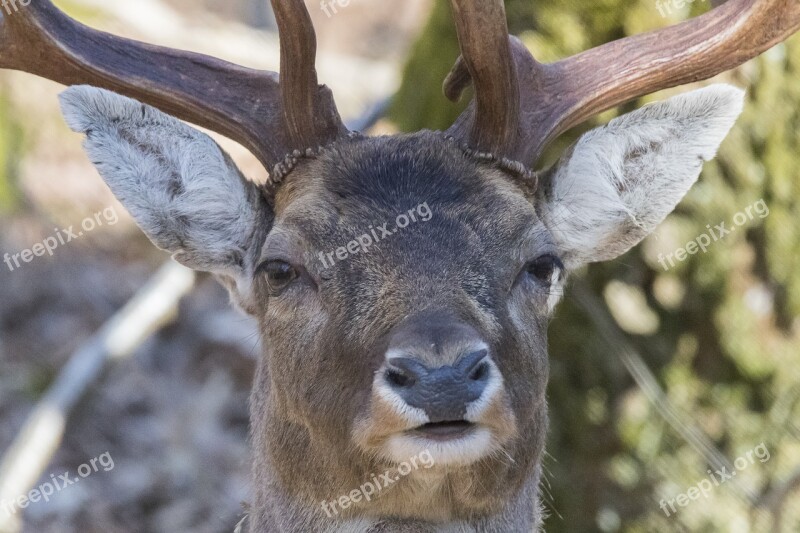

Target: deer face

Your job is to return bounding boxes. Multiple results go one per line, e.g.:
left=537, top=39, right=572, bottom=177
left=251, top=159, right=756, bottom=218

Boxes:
left=259, top=133, right=550, bottom=472
left=59, top=83, right=742, bottom=522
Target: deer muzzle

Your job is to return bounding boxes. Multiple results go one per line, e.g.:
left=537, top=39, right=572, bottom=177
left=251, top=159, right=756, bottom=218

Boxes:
left=355, top=310, right=517, bottom=467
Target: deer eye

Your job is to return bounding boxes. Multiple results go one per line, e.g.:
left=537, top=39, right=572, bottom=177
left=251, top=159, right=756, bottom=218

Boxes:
left=258, top=260, right=298, bottom=293
left=526, top=254, right=563, bottom=284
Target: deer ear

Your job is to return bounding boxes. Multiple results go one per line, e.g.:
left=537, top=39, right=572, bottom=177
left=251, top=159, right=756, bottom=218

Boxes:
left=59, top=86, right=272, bottom=311
left=535, top=84, right=744, bottom=270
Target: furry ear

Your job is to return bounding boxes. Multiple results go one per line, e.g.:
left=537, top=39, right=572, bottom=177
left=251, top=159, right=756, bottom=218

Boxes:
left=536, top=84, right=744, bottom=270
left=60, top=85, right=272, bottom=312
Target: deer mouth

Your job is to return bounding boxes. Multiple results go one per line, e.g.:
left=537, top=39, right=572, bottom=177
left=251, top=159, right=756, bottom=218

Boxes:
left=409, top=420, right=476, bottom=441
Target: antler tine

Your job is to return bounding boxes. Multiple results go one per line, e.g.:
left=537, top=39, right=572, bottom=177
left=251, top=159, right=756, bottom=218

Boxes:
left=0, top=0, right=348, bottom=176
left=445, top=0, right=519, bottom=156
left=447, top=0, right=800, bottom=169
left=270, top=0, right=348, bottom=152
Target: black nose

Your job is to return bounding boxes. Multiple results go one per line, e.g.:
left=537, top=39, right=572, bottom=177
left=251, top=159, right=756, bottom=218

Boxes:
left=384, top=349, right=491, bottom=422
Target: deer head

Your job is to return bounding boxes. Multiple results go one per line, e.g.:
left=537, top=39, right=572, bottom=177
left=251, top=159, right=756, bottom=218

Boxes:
left=3, top=0, right=799, bottom=531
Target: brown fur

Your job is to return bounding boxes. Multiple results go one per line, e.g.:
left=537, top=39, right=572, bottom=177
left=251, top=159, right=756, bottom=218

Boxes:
left=247, top=132, right=551, bottom=532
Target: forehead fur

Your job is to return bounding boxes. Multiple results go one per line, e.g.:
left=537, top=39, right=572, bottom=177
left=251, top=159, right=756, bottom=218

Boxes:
left=273, top=131, right=537, bottom=237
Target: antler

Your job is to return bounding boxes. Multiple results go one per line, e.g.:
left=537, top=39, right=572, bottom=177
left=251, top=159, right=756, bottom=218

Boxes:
left=0, top=0, right=347, bottom=175
left=445, top=0, right=800, bottom=168
left=445, top=1, right=519, bottom=156
left=270, top=0, right=347, bottom=155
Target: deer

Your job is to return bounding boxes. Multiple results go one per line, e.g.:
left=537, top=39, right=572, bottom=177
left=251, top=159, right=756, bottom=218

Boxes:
left=2, top=0, right=799, bottom=531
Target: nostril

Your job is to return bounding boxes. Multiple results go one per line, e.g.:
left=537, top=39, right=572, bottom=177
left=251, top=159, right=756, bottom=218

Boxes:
left=458, top=348, right=488, bottom=376
left=385, top=368, right=414, bottom=388
left=384, top=357, right=428, bottom=389
left=469, top=361, right=489, bottom=382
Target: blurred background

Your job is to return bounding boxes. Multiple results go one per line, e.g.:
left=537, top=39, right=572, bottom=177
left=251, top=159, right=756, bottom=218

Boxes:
left=0, top=0, right=798, bottom=532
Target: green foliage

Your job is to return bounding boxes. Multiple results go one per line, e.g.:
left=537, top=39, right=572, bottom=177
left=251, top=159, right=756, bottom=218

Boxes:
left=0, top=1, right=110, bottom=217
left=388, top=0, right=465, bottom=132
left=391, top=1, right=800, bottom=531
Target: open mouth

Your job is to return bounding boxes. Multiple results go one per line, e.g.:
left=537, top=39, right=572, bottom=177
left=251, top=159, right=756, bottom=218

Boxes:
left=409, top=420, right=476, bottom=441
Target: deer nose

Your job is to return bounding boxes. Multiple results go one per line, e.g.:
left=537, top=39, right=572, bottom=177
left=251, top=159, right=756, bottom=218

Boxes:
left=384, top=348, right=491, bottom=422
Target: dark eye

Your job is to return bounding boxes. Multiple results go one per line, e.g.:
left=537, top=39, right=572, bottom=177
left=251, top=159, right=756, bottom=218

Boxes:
left=258, top=260, right=298, bottom=293
left=526, top=254, right=563, bottom=284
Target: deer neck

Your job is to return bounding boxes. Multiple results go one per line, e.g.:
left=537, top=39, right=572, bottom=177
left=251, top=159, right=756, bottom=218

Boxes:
left=246, top=465, right=543, bottom=532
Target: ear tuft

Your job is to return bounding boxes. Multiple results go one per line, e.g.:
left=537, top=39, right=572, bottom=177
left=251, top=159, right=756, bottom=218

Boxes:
left=59, top=85, right=173, bottom=135
left=609, top=84, right=744, bottom=162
